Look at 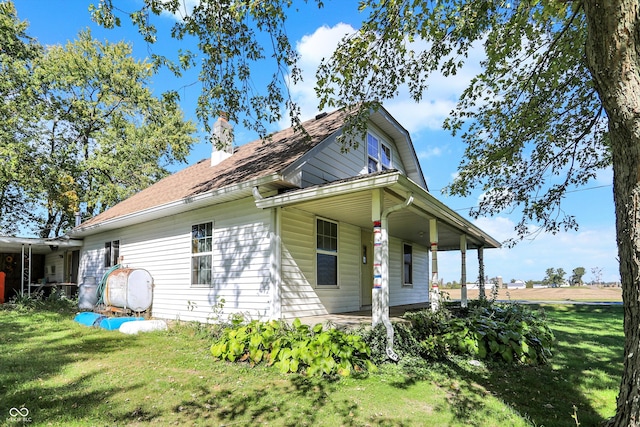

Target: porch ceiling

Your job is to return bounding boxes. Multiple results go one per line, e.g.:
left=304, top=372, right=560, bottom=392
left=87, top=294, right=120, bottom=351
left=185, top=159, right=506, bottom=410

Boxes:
left=257, top=172, right=501, bottom=251
left=280, top=189, right=481, bottom=250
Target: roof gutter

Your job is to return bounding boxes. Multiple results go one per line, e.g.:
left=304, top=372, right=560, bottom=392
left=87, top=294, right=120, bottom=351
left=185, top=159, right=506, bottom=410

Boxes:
left=70, top=174, right=284, bottom=238
left=254, top=172, right=403, bottom=209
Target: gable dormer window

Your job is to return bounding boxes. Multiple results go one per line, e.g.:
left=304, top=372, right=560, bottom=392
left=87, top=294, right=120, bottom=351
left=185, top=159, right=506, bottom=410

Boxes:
left=367, top=132, right=391, bottom=173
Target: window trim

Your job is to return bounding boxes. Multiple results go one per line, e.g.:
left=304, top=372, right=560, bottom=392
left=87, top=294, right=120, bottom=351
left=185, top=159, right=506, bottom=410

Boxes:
left=191, top=221, right=214, bottom=287
left=315, top=217, right=339, bottom=288
left=104, top=240, right=120, bottom=268
left=402, top=243, right=413, bottom=287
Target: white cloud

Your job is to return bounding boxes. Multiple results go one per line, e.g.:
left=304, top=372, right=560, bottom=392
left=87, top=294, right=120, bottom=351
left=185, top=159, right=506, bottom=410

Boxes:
left=287, top=24, right=486, bottom=133
left=278, top=23, right=356, bottom=128
left=473, top=216, right=517, bottom=243
left=418, top=146, right=443, bottom=160
left=160, top=0, right=200, bottom=21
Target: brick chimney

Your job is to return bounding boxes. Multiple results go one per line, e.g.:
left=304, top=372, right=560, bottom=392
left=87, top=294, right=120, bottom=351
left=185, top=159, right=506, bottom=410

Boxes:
left=211, top=113, right=234, bottom=166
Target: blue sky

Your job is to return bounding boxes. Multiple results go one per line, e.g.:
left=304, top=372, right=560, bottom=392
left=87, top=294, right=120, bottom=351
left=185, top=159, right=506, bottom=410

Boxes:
left=13, top=1, right=619, bottom=283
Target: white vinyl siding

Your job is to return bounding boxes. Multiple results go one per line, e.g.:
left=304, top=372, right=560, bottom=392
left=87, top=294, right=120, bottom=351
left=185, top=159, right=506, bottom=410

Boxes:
left=78, top=197, right=273, bottom=322
left=298, top=127, right=406, bottom=188
left=299, top=133, right=366, bottom=187
left=388, top=237, right=429, bottom=306
left=280, top=207, right=361, bottom=317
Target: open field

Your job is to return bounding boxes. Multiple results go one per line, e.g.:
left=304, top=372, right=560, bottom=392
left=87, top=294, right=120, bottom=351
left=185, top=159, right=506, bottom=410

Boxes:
left=443, top=285, right=622, bottom=303
left=1, top=302, right=624, bottom=426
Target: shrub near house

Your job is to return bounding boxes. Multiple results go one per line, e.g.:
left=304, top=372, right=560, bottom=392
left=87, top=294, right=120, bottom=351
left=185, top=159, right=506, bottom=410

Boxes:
left=211, top=302, right=555, bottom=376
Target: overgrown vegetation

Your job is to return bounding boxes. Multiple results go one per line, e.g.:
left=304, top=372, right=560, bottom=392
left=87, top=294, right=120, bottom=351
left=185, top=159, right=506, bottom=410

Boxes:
left=211, top=301, right=554, bottom=380
left=211, top=318, right=376, bottom=377
left=360, top=303, right=554, bottom=366
left=5, top=288, right=77, bottom=313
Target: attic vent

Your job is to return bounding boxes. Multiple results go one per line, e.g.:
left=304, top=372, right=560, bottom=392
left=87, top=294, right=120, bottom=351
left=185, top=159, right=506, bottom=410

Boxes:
left=315, top=112, right=327, bottom=120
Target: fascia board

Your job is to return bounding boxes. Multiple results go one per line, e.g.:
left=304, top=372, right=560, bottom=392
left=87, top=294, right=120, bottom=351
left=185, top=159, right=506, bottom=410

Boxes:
left=70, top=174, right=283, bottom=238
left=0, top=236, right=83, bottom=248
left=255, top=172, right=402, bottom=209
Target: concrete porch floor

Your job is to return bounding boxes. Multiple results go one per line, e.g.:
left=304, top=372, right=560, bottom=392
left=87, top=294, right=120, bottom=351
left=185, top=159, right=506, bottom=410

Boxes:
left=295, top=303, right=430, bottom=329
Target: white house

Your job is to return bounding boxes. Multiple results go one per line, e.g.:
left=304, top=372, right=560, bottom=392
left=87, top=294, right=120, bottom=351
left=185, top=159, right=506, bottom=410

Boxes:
left=0, top=106, right=500, bottom=321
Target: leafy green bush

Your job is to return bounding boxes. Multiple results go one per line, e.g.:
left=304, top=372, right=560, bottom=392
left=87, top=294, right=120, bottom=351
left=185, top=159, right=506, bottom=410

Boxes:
left=211, top=318, right=376, bottom=377
left=403, top=304, right=555, bottom=365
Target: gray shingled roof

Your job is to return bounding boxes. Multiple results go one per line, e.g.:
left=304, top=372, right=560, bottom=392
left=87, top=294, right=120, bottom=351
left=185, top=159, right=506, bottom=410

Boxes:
left=78, top=108, right=349, bottom=228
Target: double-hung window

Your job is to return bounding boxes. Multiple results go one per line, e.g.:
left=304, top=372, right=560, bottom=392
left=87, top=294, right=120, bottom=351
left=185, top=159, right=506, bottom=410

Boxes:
left=367, top=132, right=392, bottom=173
left=316, top=218, right=338, bottom=286
left=403, top=243, right=413, bottom=286
left=104, top=240, right=120, bottom=267
left=191, top=222, right=213, bottom=286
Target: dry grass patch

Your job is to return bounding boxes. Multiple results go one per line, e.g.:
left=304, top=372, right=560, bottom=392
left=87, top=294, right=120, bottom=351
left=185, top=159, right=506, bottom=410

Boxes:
left=444, top=286, right=622, bottom=302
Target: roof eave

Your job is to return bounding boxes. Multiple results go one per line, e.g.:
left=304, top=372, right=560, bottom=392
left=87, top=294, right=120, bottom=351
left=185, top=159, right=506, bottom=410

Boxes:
left=370, top=107, right=429, bottom=191
left=255, top=171, right=501, bottom=249
left=254, top=172, right=403, bottom=209
left=394, top=175, right=501, bottom=249
left=70, top=174, right=285, bottom=238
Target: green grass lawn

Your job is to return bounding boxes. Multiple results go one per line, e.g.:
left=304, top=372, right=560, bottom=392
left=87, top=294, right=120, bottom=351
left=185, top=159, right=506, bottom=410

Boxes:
left=0, top=303, right=623, bottom=426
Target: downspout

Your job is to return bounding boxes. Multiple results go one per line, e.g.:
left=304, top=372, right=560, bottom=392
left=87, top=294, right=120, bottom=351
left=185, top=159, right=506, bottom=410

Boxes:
left=252, top=186, right=264, bottom=201
left=379, top=192, right=414, bottom=361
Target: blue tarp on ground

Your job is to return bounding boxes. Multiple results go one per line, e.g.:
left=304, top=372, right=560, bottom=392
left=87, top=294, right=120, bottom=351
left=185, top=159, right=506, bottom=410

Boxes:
left=74, top=312, right=105, bottom=327
left=74, top=312, right=144, bottom=330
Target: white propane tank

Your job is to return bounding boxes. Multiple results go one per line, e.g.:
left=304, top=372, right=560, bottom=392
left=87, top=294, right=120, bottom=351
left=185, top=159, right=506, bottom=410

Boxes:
left=104, top=268, right=153, bottom=312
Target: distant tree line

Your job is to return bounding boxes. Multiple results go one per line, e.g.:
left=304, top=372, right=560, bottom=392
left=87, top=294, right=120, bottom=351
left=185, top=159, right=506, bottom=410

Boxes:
left=442, top=266, right=613, bottom=288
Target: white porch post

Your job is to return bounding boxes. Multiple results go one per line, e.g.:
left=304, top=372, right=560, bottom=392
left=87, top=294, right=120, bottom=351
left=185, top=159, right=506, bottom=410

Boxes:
left=28, top=244, right=31, bottom=296
left=478, top=246, right=486, bottom=300
left=371, top=189, right=383, bottom=327
left=269, top=207, right=282, bottom=320
left=20, top=244, right=24, bottom=297
left=460, top=234, right=467, bottom=308
left=429, top=218, right=440, bottom=311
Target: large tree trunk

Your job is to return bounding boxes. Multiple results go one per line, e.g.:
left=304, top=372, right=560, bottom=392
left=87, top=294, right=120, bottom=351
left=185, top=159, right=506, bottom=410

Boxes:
left=584, top=1, right=640, bottom=425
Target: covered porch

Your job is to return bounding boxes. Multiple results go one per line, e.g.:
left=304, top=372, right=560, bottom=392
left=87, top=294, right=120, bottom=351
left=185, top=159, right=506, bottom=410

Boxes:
left=296, top=303, right=430, bottom=329
left=256, top=170, right=501, bottom=318
left=0, top=236, right=84, bottom=301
